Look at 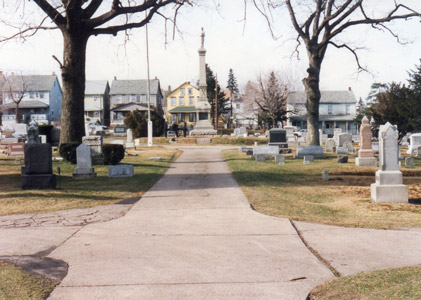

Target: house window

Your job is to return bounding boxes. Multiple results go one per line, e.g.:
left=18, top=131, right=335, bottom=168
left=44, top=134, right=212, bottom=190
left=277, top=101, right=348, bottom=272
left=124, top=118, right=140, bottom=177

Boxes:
left=189, top=97, right=194, bottom=105
left=40, top=93, right=45, bottom=99
left=180, top=88, right=185, bottom=96
left=30, top=92, right=35, bottom=99
left=189, top=112, right=196, bottom=122
left=328, top=104, right=333, bottom=115
left=346, top=104, right=351, bottom=114
left=188, top=88, right=192, bottom=95
left=179, top=97, right=184, bottom=106
left=141, top=94, right=147, bottom=103
left=125, top=95, right=130, bottom=103
left=178, top=113, right=185, bottom=122
left=171, top=113, right=177, bottom=122
left=171, top=97, right=176, bottom=106
left=93, top=96, right=99, bottom=101
left=136, top=95, right=140, bottom=103
left=94, top=112, right=99, bottom=118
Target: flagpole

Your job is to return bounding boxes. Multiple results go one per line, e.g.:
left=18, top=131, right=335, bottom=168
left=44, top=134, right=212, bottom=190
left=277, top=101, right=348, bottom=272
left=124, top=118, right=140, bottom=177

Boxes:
left=146, top=12, right=153, bottom=147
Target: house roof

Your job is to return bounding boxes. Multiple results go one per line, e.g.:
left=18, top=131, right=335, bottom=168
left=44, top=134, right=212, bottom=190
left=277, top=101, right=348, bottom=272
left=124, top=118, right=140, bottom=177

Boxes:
left=167, top=82, right=199, bottom=98
left=110, top=79, right=161, bottom=95
left=85, top=80, right=109, bottom=95
left=168, top=106, right=196, bottom=113
left=290, top=115, right=355, bottom=122
left=287, top=91, right=357, bottom=104
left=1, top=75, right=57, bottom=92
left=110, top=103, right=148, bottom=112
left=0, top=100, right=49, bottom=111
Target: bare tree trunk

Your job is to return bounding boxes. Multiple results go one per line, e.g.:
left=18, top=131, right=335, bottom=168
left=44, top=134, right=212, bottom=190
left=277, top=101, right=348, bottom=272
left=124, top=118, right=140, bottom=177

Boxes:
left=15, top=103, right=20, bottom=123
left=59, top=32, right=89, bottom=143
left=303, top=54, right=322, bottom=146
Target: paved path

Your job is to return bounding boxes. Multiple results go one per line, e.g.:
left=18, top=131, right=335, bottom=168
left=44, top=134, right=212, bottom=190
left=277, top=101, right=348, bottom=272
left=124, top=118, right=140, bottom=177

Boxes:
left=1, top=146, right=420, bottom=299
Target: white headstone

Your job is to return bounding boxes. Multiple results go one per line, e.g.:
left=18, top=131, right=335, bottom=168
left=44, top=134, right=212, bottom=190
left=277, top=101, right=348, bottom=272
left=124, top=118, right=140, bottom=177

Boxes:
left=338, top=133, right=352, bottom=147
left=108, top=164, right=134, bottom=178
left=14, top=123, right=28, bottom=135
left=82, top=135, right=103, bottom=164
left=371, top=123, right=408, bottom=203
left=343, top=141, right=354, bottom=154
left=325, top=139, right=335, bottom=153
left=126, top=129, right=135, bottom=148
left=407, top=133, right=421, bottom=156
left=73, top=143, right=96, bottom=179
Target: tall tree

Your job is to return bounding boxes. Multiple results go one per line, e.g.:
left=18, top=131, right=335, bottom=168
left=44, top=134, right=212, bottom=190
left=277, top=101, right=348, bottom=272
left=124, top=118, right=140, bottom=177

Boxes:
left=206, top=65, right=229, bottom=124
left=226, top=68, right=239, bottom=95
left=254, top=71, right=289, bottom=129
left=252, top=1, right=421, bottom=145
left=1, top=0, right=191, bottom=143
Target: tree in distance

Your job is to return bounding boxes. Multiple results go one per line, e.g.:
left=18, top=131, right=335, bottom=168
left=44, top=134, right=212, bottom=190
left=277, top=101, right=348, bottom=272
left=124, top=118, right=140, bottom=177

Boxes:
left=251, top=1, right=421, bottom=145
left=1, top=0, right=192, bottom=143
left=124, top=109, right=165, bottom=138
left=206, top=65, right=230, bottom=125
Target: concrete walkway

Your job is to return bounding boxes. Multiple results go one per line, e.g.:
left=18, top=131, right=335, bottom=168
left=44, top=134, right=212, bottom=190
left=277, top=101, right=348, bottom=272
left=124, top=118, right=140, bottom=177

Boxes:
left=1, top=146, right=420, bottom=299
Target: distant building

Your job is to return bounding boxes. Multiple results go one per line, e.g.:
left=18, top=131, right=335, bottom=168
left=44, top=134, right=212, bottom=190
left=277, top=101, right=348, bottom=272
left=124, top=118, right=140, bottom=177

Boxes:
left=0, top=74, right=62, bottom=126
left=286, top=89, right=357, bottom=135
left=84, top=80, right=110, bottom=126
left=229, top=92, right=258, bottom=129
left=109, top=78, right=163, bottom=125
left=166, top=82, right=200, bottom=126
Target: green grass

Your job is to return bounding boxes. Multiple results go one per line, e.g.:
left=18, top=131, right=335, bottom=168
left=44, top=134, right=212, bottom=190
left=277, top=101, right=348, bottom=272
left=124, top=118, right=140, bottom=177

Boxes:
left=0, top=146, right=180, bottom=216
left=309, top=266, right=421, bottom=300
left=223, top=150, right=421, bottom=229
left=0, top=262, right=57, bottom=300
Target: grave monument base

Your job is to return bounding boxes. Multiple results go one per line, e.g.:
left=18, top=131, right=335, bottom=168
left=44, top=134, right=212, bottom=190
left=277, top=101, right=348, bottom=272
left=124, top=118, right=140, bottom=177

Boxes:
left=190, top=120, right=217, bottom=136
left=295, top=145, right=325, bottom=158
left=73, top=167, right=97, bottom=180
left=21, top=174, right=56, bottom=190
left=371, top=183, right=408, bottom=203
left=355, top=157, right=377, bottom=167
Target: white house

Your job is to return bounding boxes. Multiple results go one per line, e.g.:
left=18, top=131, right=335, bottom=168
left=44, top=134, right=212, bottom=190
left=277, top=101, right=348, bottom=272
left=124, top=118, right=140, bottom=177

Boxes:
left=286, top=89, right=357, bottom=135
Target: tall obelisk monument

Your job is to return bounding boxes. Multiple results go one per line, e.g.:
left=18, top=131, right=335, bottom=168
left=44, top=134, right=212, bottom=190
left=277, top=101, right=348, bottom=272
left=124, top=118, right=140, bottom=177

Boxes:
left=190, top=28, right=217, bottom=136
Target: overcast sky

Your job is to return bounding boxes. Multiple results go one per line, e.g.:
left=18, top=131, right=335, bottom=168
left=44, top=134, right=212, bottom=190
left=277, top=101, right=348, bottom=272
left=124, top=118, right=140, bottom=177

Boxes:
left=1, top=1, right=421, bottom=101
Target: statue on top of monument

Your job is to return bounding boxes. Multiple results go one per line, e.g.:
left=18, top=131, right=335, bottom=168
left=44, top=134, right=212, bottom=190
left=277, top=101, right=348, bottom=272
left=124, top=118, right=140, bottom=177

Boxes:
left=201, top=27, right=205, bottom=48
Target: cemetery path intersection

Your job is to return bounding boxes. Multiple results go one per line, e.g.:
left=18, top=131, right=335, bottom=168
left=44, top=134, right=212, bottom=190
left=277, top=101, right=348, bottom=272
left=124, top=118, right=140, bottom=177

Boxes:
left=0, top=146, right=420, bottom=299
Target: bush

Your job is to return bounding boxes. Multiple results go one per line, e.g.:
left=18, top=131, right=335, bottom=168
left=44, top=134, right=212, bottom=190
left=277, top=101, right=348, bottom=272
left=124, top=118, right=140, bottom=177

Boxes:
left=102, top=144, right=125, bottom=165
left=59, top=142, right=80, bottom=164
left=124, top=109, right=165, bottom=138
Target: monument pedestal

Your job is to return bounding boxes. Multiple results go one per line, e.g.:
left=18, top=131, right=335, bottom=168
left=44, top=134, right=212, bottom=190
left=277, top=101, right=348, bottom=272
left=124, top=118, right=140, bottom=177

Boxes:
left=295, top=146, right=325, bottom=158
left=190, top=120, right=217, bottom=136
left=21, top=174, right=56, bottom=190
left=371, top=169, right=408, bottom=203
left=73, top=167, right=96, bottom=179
left=355, top=157, right=377, bottom=167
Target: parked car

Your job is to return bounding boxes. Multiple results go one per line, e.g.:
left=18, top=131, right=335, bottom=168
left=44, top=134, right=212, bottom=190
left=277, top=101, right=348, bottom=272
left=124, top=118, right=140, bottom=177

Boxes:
left=87, top=123, right=107, bottom=131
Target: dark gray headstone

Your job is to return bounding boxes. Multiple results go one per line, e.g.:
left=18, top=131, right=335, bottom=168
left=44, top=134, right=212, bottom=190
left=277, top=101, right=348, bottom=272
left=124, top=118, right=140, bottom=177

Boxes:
left=21, top=144, right=56, bottom=189
left=269, top=129, right=287, bottom=144
left=337, top=155, right=348, bottom=163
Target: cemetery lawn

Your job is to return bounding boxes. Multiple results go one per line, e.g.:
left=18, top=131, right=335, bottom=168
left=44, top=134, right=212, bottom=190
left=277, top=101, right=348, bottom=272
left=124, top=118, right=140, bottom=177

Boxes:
left=0, top=147, right=180, bottom=216
left=224, top=150, right=421, bottom=229
left=308, top=266, right=421, bottom=300
left=0, top=261, right=57, bottom=300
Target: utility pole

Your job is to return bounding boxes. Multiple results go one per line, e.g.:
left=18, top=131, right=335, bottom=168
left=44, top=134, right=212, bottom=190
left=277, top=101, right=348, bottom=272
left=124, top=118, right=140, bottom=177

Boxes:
left=215, top=73, right=218, bottom=131
left=145, top=11, right=153, bottom=147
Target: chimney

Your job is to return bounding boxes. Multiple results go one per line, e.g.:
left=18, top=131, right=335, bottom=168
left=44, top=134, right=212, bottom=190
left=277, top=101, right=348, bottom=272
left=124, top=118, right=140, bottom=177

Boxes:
left=114, top=76, right=117, bottom=81
left=52, top=71, right=56, bottom=76
left=348, top=87, right=352, bottom=91
left=168, top=85, right=171, bottom=92
left=154, top=76, right=158, bottom=80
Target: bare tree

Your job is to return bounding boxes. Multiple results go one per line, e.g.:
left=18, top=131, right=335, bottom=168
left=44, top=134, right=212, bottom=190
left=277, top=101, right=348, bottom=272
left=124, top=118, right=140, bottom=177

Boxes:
left=254, top=71, right=290, bottom=129
left=1, top=0, right=192, bottom=143
left=251, top=1, right=421, bottom=145
left=1, top=73, right=29, bottom=124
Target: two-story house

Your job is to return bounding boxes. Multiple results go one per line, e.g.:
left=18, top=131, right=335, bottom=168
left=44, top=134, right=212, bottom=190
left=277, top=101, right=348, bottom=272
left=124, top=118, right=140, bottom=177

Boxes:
left=0, top=74, right=62, bottom=126
left=287, top=89, right=357, bottom=135
left=229, top=92, right=258, bottom=129
left=109, top=78, right=164, bottom=125
left=85, top=80, right=110, bottom=126
left=166, top=82, right=200, bottom=126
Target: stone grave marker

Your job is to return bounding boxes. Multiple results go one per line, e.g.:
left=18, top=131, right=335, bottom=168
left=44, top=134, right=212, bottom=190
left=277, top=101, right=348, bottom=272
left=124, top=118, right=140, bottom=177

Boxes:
left=255, top=154, right=266, bottom=162
left=405, top=157, right=414, bottom=167
left=27, top=123, right=39, bottom=144
left=197, top=138, right=211, bottom=145
left=82, top=135, right=103, bottom=164
left=337, top=155, right=348, bottom=163
left=356, top=116, right=377, bottom=167
left=407, top=133, right=421, bottom=156
left=126, top=129, right=135, bottom=148
left=253, top=145, right=279, bottom=158
left=14, top=123, right=28, bottom=136
left=333, top=128, right=342, bottom=146
left=336, top=147, right=349, bottom=155
left=322, top=170, right=329, bottom=181
left=343, top=141, right=354, bottom=154
left=21, top=143, right=56, bottom=189
left=275, top=155, right=285, bottom=164
left=7, top=143, right=25, bottom=157
left=108, top=164, right=134, bottom=178
left=417, top=145, right=421, bottom=158
left=268, top=129, right=288, bottom=150
left=73, top=143, right=96, bottom=179
left=325, top=139, right=335, bottom=153
left=338, top=133, right=352, bottom=147
left=371, top=122, right=408, bottom=203
left=304, top=155, right=314, bottom=162
left=114, top=125, right=127, bottom=136
left=295, top=145, right=325, bottom=158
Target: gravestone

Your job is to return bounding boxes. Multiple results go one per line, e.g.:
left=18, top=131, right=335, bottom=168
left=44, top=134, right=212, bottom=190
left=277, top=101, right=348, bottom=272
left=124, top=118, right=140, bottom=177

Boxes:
left=197, top=138, right=211, bottom=145
left=322, top=170, right=329, bottom=181
left=336, top=147, right=348, bottom=155
left=7, top=143, right=25, bottom=157
left=333, top=128, right=342, bottom=146
left=417, top=145, right=421, bottom=157
left=21, top=144, right=56, bottom=189
left=275, top=155, right=285, bottom=164
left=405, top=157, right=414, bottom=167
left=255, top=154, right=266, bottom=162
left=108, top=164, right=134, bottom=178
left=319, top=129, right=323, bottom=147
left=337, top=155, right=348, bottom=163
left=126, top=129, right=135, bottom=148
left=325, top=139, right=335, bottom=153
left=284, top=126, right=294, bottom=137
left=343, top=141, right=354, bottom=154
left=371, top=123, right=408, bottom=203
left=232, top=127, right=247, bottom=137
left=39, top=135, right=47, bottom=144
left=114, top=125, right=127, bottom=136
left=268, top=129, right=288, bottom=150
left=253, top=145, right=279, bottom=158
left=14, top=123, right=28, bottom=136
left=73, top=143, right=96, bottom=179
left=338, top=133, right=352, bottom=147
left=356, top=116, right=377, bottom=167
left=295, top=145, right=325, bottom=158
left=82, top=135, right=103, bottom=165
left=27, top=123, right=39, bottom=144
left=304, top=155, right=314, bottom=162
left=407, top=133, right=421, bottom=156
